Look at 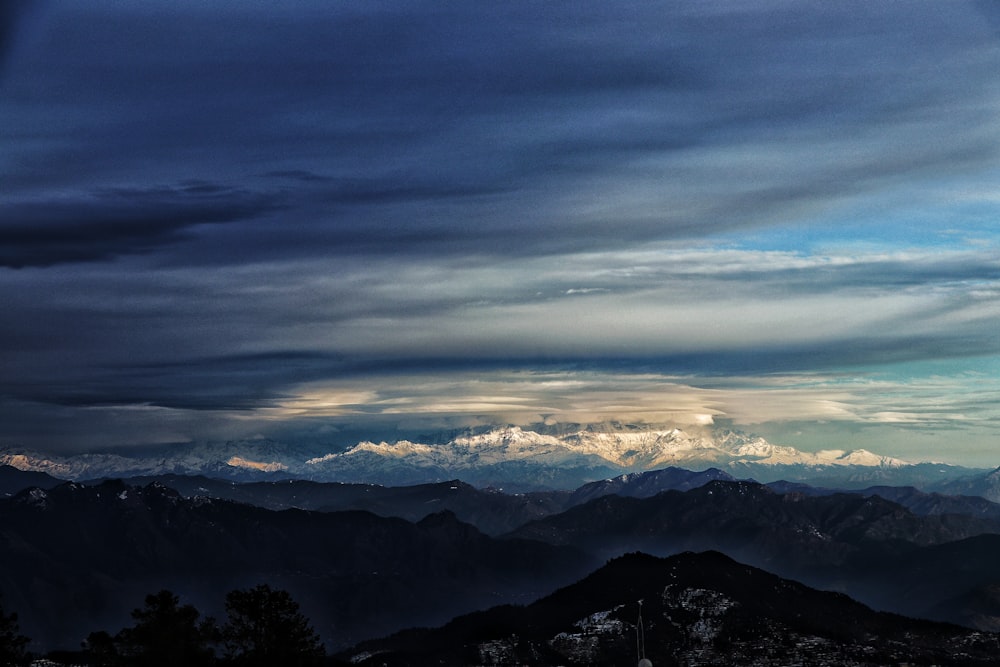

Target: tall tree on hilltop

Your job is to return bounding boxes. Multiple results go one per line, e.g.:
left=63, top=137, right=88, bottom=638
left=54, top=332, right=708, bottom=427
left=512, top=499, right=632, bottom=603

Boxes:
left=82, top=630, right=123, bottom=667
left=222, top=584, right=324, bottom=667
left=114, top=590, right=216, bottom=667
left=0, top=596, right=28, bottom=667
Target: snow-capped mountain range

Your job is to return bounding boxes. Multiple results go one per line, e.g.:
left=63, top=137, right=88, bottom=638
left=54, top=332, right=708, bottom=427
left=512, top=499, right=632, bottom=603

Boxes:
left=305, top=425, right=908, bottom=472
left=0, top=424, right=968, bottom=490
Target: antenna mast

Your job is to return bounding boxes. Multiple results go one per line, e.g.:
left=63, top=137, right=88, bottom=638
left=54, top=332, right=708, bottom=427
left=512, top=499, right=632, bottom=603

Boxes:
left=637, top=599, right=652, bottom=667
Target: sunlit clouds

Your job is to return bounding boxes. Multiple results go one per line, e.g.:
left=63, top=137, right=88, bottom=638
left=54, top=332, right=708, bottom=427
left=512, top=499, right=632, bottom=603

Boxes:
left=262, top=367, right=1000, bottom=462
left=2, top=1, right=1000, bottom=463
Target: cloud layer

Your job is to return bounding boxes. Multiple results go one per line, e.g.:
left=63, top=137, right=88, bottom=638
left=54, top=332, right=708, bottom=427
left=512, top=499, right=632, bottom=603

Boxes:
left=2, top=1, right=1000, bottom=461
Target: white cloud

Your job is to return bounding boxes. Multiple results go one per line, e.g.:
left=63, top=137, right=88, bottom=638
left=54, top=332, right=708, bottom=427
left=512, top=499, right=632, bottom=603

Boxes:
left=270, top=365, right=1000, bottom=439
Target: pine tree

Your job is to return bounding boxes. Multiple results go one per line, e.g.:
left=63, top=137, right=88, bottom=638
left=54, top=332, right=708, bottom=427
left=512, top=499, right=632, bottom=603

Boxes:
left=0, top=596, right=28, bottom=667
left=222, top=584, right=324, bottom=667
left=114, top=590, right=216, bottom=667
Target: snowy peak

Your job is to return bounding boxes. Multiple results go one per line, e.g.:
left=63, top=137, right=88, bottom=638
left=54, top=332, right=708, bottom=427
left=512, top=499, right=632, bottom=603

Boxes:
left=452, top=426, right=561, bottom=449
left=308, top=427, right=593, bottom=470
left=303, top=425, right=913, bottom=478
left=226, top=456, right=288, bottom=473
left=727, top=444, right=908, bottom=468
left=561, top=428, right=725, bottom=467
left=823, top=449, right=907, bottom=467
left=0, top=424, right=944, bottom=490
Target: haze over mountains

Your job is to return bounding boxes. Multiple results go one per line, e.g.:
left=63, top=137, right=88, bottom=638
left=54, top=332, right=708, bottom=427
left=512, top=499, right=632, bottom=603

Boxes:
left=0, top=477, right=592, bottom=653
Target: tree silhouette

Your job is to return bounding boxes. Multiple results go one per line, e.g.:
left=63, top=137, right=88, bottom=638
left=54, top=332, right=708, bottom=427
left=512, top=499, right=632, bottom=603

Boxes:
left=113, top=590, right=216, bottom=667
left=222, top=584, right=324, bottom=667
left=82, top=630, right=123, bottom=667
left=0, top=596, right=28, bottom=667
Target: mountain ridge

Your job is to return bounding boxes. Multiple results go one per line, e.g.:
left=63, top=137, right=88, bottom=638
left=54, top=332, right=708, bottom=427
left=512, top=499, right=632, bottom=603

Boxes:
left=6, top=474, right=1000, bottom=655
left=0, top=479, right=594, bottom=653
left=0, top=425, right=982, bottom=490
left=344, top=550, right=1000, bottom=666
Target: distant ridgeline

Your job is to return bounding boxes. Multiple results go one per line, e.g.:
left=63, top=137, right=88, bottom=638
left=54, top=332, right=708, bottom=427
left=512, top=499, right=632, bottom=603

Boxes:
left=0, top=424, right=990, bottom=492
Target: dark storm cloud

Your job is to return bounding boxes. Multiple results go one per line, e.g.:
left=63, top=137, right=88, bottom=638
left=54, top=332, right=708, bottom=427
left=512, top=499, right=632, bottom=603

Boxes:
left=310, top=178, right=511, bottom=208
left=263, top=171, right=333, bottom=184
left=0, top=183, right=283, bottom=267
left=7, top=1, right=997, bottom=263
left=0, top=0, right=37, bottom=77
left=3, top=0, right=1000, bottom=452
left=12, top=351, right=346, bottom=412
left=311, top=0, right=994, bottom=257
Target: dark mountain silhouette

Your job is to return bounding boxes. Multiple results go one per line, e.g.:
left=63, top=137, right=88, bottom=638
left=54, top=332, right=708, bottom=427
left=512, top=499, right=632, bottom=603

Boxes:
left=117, top=468, right=1000, bottom=540
left=343, top=550, right=1000, bottom=666
left=566, top=466, right=736, bottom=505
left=856, top=533, right=1000, bottom=627
left=934, top=466, right=1000, bottom=503
left=857, top=485, right=1000, bottom=520
left=929, top=581, right=1000, bottom=632
left=766, top=480, right=1000, bottom=520
left=0, top=481, right=594, bottom=653
left=510, top=479, right=998, bottom=559
left=0, top=465, right=64, bottom=496
left=8, top=473, right=1000, bottom=656
left=108, top=475, right=569, bottom=536
left=112, top=468, right=747, bottom=536
left=507, top=479, right=1000, bottom=627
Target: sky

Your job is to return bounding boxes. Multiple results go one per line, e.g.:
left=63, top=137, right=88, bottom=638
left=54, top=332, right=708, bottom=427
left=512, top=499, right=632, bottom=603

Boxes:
left=2, top=1, right=1000, bottom=465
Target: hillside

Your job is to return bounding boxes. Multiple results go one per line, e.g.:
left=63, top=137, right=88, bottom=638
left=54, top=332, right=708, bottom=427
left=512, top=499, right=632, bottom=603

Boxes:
left=0, top=481, right=593, bottom=653
left=344, top=550, right=1000, bottom=666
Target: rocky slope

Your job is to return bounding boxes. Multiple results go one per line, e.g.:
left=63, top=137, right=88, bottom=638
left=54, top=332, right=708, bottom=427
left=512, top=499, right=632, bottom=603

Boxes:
left=344, top=550, right=1000, bottom=666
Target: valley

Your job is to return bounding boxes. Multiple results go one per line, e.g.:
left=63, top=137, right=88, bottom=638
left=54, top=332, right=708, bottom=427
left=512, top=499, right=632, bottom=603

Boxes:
left=2, top=450, right=1000, bottom=664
